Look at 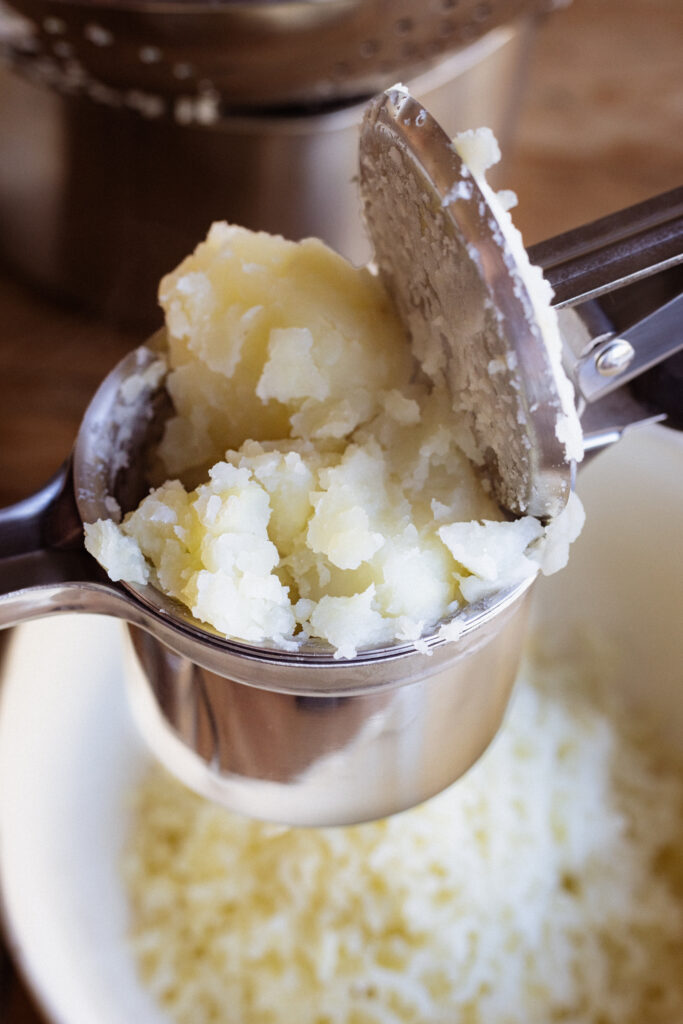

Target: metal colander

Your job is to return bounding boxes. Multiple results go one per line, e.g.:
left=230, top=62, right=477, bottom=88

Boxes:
left=2, top=0, right=550, bottom=110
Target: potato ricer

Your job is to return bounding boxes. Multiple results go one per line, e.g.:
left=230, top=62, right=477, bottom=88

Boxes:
left=361, top=87, right=682, bottom=519
left=0, top=86, right=680, bottom=826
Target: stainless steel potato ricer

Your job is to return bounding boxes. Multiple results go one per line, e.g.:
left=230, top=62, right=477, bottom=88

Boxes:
left=0, top=87, right=680, bottom=827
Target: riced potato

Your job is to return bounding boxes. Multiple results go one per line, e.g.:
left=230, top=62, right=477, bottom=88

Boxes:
left=85, top=135, right=583, bottom=656
left=123, top=641, right=683, bottom=1024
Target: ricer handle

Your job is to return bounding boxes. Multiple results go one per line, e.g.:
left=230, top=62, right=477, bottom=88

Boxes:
left=0, top=461, right=136, bottom=628
left=529, top=187, right=683, bottom=447
left=528, top=186, right=683, bottom=309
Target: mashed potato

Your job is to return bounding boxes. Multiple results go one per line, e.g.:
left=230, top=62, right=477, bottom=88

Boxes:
left=85, top=134, right=583, bottom=656
left=123, top=641, right=683, bottom=1024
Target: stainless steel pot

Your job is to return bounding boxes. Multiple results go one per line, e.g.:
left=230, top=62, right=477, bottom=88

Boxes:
left=1, top=0, right=546, bottom=108
left=0, top=21, right=533, bottom=327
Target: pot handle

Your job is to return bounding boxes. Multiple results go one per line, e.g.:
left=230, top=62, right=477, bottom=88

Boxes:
left=0, top=460, right=129, bottom=628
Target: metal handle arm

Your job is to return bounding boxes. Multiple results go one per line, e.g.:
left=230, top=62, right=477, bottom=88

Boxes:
left=0, top=461, right=121, bottom=628
left=0, top=461, right=82, bottom=560
left=528, top=186, right=683, bottom=308
left=529, top=188, right=683, bottom=442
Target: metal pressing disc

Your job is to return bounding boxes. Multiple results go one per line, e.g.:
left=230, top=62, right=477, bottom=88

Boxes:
left=359, top=86, right=573, bottom=519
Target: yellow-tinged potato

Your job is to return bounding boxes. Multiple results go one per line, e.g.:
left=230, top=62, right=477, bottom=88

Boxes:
left=86, top=218, right=582, bottom=657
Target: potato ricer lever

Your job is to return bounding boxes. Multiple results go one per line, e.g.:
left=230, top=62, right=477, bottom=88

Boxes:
left=528, top=187, right=683, bottom=446
left=529, top=186, right=683, bottom=310
left=360, top=87, right=682, bottom=512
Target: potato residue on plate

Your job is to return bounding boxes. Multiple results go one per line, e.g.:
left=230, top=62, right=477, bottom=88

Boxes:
left=85, top=213, right=582, bottom=657
left=123, top=640, right=683, bottom=1024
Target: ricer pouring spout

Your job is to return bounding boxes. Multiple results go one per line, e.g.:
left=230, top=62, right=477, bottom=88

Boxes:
left=0, top=87, right=680, bottom=827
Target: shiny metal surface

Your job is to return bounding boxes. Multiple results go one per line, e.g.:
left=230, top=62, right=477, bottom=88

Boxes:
left=594, top=339, right=636, bottom=378
left=0, top=323, right=537, bottom=824
left=528, top=186, right=683, bottom=414
left=527, top=186, right=683, bottom=309
left=2, top=0, right=545, bottom=108
left=360, top=87, right=683, bottom=518
left=0, top=23, right=533, bottom=326
left=0, top=89, right=679, bottom=826
left=562, top=292, right=683, bottom=405
left=0, top=331, right=537, bottom=672
left=359, top=87, right=572, bottom=520
left=125, top=591, right=531, bottom=827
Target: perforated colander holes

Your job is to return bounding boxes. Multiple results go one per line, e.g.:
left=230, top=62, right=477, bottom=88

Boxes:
left=473, top=2, right=495, bottom=23
left=353, top=13, right=433, bottom=68
left=394, top=16, right=415, bottom=35
left=83, top=23, right=114, bottom=47
left=436, top=0, right=496, bottom=37
left=359, top=38, right=381, bottom=58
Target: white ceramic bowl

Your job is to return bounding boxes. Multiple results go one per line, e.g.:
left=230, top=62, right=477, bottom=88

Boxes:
left=0, top=425, right=681, bottom=1023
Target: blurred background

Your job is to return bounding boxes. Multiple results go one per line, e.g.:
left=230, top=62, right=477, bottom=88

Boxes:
left=0, top=0, right=681, bottom=1016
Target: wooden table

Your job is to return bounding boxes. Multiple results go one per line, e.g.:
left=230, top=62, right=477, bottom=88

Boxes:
left=1, top=0, right=681, bottom=1018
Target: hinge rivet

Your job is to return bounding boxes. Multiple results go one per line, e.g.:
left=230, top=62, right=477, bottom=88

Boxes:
left=595, top=338, right=635, bottom=377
